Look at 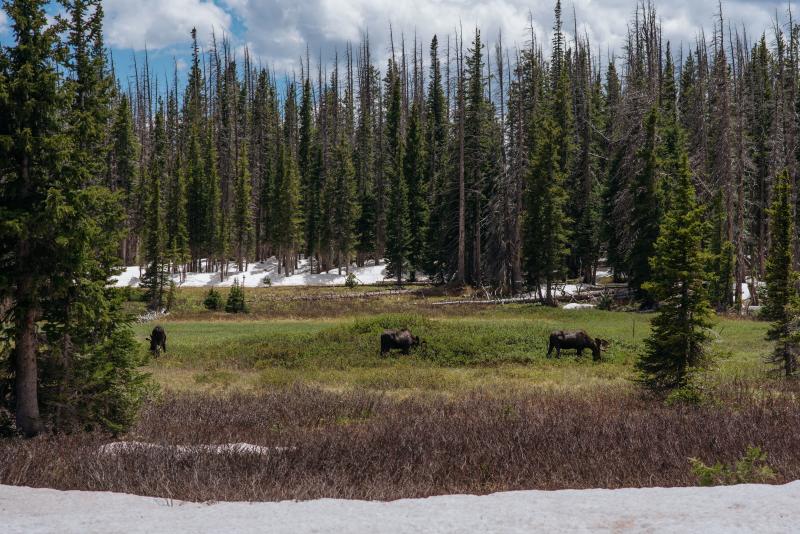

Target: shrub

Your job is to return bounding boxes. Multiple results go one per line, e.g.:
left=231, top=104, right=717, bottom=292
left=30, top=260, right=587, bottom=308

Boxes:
left=203, top=288, right=222, bottom=310
left=225, top=279, right=248, bottom=314
left=345, top=273, right=359, bottom=288
left=690, top=446, right=777, bottom=486
left=597, top=292, right=614, bottom=311
left=262, top=276, right=272, bottom=287
left=165, top=281, right=177, bottom=311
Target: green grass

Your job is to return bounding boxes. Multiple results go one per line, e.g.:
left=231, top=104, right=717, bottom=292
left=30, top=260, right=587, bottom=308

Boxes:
left=134, top=302, right=771, bottom=394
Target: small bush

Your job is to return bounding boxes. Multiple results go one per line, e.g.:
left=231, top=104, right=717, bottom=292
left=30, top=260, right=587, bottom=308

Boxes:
left=345, top=272, right=359, bottom=288
left=203, top=288, right=223, bottom=310
left=690, top=446, right=777, bottom=486
left=225, top=279, right=248, bottom=314
left=262, top=276, right=272, bottom=287
left=166, top=281, right=177, bottom=311
left=597, top=292, right=614, bottom=311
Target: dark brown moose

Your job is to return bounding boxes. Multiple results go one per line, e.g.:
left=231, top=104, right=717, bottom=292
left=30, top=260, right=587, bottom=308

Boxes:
left=380, top=329, right=421, bottom=356
left=547, top=330, right=609, bottom=361
left=147, top=325, right=167, bottom=356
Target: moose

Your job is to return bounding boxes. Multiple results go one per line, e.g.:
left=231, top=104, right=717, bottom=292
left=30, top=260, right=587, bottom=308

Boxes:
left=380, top=329, right=421, bottom=356
left=547, top=330, right=609, bottom=361
left=146, top=325, right=167, bottom=356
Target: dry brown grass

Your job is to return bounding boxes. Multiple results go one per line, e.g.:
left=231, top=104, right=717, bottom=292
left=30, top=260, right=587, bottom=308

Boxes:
left=2, top=383, right=800, bottom=502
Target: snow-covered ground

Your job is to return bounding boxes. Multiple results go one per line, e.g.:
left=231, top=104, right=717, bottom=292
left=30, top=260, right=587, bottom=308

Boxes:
left=112, top=257, right=389, bottom=288
left=3, top=482, right=799, bottom=533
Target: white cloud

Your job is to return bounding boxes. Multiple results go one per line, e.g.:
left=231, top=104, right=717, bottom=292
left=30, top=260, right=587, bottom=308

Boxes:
left=103, top=0, right=232, bottom=50
left=103, top=0, right=800, bottom=72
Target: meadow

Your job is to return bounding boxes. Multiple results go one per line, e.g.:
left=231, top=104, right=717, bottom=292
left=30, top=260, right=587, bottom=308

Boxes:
left=3, top=285, right=794, bottom=502
left=132, top=286, right=769, bottom=394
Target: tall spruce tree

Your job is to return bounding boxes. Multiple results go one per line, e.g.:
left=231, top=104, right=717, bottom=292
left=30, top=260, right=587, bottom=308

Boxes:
left=523, top=110, right=569, bottom=304
left=1, top=0, right=147, bottom=436
left=233, top=146, right=254, bottom=271
left=762, top=170, right=795, bottom=323
left=405, top=98, right=428, bottom=281
left=628, top=107, right=661, bottom=305
left=708, top=191, right=735, bottom=312
left=384, top=66, right=409, bottom=284
left=764, top=173, right=799, bottom=376
left=636, top=152, right=712, bottom=392
left=141, top=105, right=168, bottom=308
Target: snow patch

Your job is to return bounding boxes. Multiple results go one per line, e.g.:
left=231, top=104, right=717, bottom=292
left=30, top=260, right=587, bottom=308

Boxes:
left=562, top=303, right=596, bottom=310
left=2, top=482, right=800, bottom=533
left=112, top=257, right=392, bottom=288
left=97, top=441, right=294, bottom=457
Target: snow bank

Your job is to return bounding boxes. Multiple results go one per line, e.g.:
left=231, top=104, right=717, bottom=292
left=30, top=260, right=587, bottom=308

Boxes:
left=562, top=303, right=596, bottom=310
left=97, top=441, right=293, bottom=457
left=112, top=258, right=390, bottom=288
left=3, top=482, right=799, bottom=533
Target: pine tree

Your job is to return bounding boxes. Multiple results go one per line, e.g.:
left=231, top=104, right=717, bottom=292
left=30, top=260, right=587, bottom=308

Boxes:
left=108, top=94, right=140, bottom=265
left=762, top=170, right=795, bottom=322
left=224, top=277, right=247, bottom=313
left=141, top=105, right=168, bottom=309
left=523, top=111, right=569, bottom=305
left=1, top=0, right=147, bottom=436
left=404, top=98, right=428, bottom=281
left=763, top=172, right=798, bottom=377
left=636, top=152, right=712, bottom=392
left=708, top=191, right=735, bottom=312
left=424, top=34, right=448, bottom=279
left=628, top=107, right=661, bottom=305
left=332, top=137, right=357, bottom=271
left=299, top=77, right=319, bottom=265
left=384, top=67, right=409, bottom=284
left=167, top=152, right=189, bottom=276
left=233, top=145, right=253, bottom=271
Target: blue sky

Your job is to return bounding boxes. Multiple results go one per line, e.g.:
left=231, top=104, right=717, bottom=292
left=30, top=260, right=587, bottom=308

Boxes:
left=1, top=1, right=799, bottom=86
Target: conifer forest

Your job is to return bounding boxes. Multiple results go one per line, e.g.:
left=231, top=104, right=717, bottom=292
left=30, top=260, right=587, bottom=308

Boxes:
left=94, top=0, right=794, bottom=309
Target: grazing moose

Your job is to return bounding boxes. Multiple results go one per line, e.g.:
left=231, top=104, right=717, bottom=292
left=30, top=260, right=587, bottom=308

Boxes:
left=380, top=329, right=421, bottom=356
left=547, top=330, right=609, bottom=361
left=147, top=326, right=167, bottom=356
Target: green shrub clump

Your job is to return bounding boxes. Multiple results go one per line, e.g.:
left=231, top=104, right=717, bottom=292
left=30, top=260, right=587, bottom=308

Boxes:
left=225, top=279, right=248, bottom=313
left=203, top=288, right=223, bottom=310
left=690, top=446, right=777, bottom=486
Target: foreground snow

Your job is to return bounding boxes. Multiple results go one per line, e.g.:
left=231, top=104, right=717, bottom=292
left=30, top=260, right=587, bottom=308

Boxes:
left=112, top=257, right=389, bottom=288
left=3, top=482, right=799, bottom=533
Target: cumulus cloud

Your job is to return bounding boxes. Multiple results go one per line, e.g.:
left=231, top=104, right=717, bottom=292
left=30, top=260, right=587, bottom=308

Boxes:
left=103, top=0, right=232, bottom=50
left=105, top=0, right=800, bottom=70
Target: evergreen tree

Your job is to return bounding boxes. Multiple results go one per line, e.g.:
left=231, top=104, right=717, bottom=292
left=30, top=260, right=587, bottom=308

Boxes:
left=762, top=171, right=795, bottom=322
left=233, top=146, right=253, bottom=271
left=384, top=68, right=409, bottom=284
left=424, top=35, right=448, bottom=278
left=523, top=111, right=569, bottom=304
left=332, top=137, right=357, bottom=271
left=141, top=105, right=168, bottom=309
left=1, top=0, right=147, bottom=436
left=224, top=277, right=247, bottom=313
left=404, top=98, right=428, bottom=281
left=108, top=94, right=140, bottom=265
left=628, top=107, right=661, bottom=305
left=763, top=173, right=798, bottom=376
left=636, top=153, right=712, bottom=392
left=708, top=191, right=735, bottom=312
left=299, top=77, right=319, bottom=264
left=167, top=152, right=189, bottom=275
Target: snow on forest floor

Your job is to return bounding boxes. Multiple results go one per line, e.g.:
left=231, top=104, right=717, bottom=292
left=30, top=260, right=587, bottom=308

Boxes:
left=3, top=482, right=799, bottom=533
left=112, top=257, right=390, bottom=288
